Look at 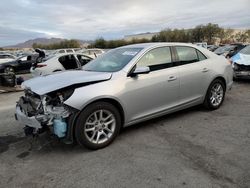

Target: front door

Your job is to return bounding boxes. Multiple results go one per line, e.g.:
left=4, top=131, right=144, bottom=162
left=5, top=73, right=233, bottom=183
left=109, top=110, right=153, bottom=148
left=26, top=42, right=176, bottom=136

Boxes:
left=122, top=46, right=180, bottom=122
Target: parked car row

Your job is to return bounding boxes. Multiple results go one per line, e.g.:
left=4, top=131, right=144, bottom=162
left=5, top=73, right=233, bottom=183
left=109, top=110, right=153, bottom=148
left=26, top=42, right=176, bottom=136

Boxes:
left=15, top=42, right=233, bottom=150
left=0, top=48, right=105, bottom=75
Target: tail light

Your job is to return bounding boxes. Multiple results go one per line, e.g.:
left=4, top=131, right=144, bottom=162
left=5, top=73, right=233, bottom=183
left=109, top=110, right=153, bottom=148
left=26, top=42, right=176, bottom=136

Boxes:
left=36, top=64, right=47, bottom=68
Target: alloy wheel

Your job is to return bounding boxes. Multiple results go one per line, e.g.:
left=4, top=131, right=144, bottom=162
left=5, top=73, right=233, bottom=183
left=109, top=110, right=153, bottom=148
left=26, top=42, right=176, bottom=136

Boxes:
left=84, top=109, right=116, bottom=144
left=210, top=83, right=224, bottom=107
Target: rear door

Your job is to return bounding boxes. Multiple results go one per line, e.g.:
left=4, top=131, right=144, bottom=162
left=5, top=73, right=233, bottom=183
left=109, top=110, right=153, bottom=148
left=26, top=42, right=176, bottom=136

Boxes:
left=19, top=56, right=33, bottom=73
left=174, top=46, right=210, bottom=104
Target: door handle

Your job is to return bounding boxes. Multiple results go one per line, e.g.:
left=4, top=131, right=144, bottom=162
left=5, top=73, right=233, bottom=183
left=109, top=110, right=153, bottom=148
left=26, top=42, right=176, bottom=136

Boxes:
left=168, top=76, right=177, bottom=82
left=202, top=68, right=209, bottom=73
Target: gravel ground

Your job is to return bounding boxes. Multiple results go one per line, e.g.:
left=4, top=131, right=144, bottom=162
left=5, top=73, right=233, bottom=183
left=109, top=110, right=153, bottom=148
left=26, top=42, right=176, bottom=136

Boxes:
left=0, top=81, right=249, bottom=188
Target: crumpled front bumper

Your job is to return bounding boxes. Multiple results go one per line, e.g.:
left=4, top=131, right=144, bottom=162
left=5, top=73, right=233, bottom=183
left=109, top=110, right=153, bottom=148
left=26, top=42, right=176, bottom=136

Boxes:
left=234, top=71, right=250, bottom=78
left=15, top=105, right=42, bottom=129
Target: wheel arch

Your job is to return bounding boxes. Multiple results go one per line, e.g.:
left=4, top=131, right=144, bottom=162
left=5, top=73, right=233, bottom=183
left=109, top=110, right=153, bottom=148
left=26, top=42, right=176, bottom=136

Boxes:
left=83, top=98, right=125, bottom=126
left=65, top=97, right=125, bottom=144
left=212, top=76, right=226, bottom=89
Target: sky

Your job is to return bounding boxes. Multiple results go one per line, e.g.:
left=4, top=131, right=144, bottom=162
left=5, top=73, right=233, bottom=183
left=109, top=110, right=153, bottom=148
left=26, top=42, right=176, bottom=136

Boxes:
left=0, top=0, right=250, bottom=46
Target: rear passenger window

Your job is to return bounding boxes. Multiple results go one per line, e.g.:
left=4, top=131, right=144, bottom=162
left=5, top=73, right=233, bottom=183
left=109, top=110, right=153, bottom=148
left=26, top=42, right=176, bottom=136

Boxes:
left=176, top=47, right=199, bottom=64
left=77, top=55, right=92, bottom=66
left=197, top=50, right=207, bottom=61
left=137, top=47, right=172, bottom=71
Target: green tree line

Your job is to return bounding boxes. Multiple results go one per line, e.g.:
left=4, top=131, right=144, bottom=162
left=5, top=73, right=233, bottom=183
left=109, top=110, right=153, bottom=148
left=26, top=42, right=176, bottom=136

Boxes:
left=91, top=23, right=250, bottom=48
left=32, top=39, right=81, bottom=49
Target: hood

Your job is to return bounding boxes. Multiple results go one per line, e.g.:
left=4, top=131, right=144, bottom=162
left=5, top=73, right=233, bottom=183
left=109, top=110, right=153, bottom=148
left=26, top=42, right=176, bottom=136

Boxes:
left=231, top=53, right=250, bottom=66
left=22, top=70, right=112, bottom=95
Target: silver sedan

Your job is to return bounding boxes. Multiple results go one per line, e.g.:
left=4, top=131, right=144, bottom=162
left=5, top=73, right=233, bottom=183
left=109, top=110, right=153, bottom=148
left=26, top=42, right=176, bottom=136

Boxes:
left=16, top=43, right=233, bottom=149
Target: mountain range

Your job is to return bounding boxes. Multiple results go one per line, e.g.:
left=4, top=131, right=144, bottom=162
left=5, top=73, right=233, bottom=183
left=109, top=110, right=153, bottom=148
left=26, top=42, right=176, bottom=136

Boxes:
left=4, top=38, right=92, bottom=48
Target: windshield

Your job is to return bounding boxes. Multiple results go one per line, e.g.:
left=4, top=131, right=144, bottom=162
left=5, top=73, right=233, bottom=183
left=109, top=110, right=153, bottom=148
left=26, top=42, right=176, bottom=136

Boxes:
left=83, top=47, right=142, bottom=72
left=214, top=45, right=235, bottom=54
left=239, top=45, right=250, bottom=55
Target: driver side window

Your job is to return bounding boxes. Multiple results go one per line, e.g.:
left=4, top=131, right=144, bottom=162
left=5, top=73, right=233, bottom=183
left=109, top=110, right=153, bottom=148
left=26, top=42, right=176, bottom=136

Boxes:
left=137, top=47, right=172, bottom=71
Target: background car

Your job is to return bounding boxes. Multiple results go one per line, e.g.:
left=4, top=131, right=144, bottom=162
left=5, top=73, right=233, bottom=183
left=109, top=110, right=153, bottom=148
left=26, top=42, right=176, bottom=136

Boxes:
left=207, top=45, right=219, bottom=52
left=0, top=55, right=37, bottom=74
left=30, top=53, right=93, bottom=77
left=79, top=48, right=105, bottom=58
left=0, top=53, right=16, bottom=64
left=51, top=48, right=78, bottom=55
left=17, top=43, right=233, bottom=150
left=231, top=45, right=250, bottom=80
left=214, top=44, right=246, bottom=58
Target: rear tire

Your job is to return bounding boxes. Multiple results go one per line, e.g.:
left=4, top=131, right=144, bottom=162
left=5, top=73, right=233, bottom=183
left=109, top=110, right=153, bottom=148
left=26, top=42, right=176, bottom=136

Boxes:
left=75, top=102, right=121, bottom=150
left=203, top=79, right=225, bottom=110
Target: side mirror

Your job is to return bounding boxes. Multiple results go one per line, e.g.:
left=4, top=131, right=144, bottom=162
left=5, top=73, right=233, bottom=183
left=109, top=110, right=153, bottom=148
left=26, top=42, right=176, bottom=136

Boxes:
left=129, top=66, right=150, bottom=77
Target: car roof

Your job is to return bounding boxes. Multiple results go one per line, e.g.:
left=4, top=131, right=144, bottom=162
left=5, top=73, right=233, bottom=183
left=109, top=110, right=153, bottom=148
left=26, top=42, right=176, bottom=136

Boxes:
left=119, top=42, right=197, bottom=49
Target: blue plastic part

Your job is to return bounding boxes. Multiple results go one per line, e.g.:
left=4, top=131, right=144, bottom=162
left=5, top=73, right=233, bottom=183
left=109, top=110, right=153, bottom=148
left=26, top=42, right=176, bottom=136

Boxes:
left=53, top=118, right=67, bottom=138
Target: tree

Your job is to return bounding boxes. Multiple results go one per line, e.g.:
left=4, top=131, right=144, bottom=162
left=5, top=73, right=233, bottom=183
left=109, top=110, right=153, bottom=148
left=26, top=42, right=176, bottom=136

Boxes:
left=203, top=23, right=221, bottom=44
left=32, top=40, right=81, bottom=49
left=192, top=25, right=205, bottom=42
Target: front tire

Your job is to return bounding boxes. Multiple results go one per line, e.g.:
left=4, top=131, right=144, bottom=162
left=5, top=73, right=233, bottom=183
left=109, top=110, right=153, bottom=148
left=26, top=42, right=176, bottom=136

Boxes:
left=203, top=79, right=226, bottom=110
left=75, top=102, right=121, bottom=150
left=4, top=66, right=15, bottom=74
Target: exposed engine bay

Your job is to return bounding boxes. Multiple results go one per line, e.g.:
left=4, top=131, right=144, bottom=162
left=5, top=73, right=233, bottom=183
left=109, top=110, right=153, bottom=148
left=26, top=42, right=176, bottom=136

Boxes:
left=15, top=88, right=75, bottom=138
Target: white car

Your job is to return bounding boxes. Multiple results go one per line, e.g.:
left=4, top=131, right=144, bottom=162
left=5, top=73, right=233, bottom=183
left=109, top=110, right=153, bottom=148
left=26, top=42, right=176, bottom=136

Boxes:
left=30, top=53, right=93, bottom=77
left=79, top=48, right=105, bottom=59
left=52, top=49, right=77, bottom=55
left=0, top=54, right=16, bottom=64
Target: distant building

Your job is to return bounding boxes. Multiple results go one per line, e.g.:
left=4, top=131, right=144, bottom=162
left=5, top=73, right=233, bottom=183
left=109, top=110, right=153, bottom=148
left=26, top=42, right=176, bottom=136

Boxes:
left=124, top=32, right=158, bottom=41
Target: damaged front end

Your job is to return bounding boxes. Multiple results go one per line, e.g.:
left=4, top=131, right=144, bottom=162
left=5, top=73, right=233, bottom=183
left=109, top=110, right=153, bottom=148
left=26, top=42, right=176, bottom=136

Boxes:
left=233, top=63, right=250, bottom=79
left=15, top=88, right=76, bottom=141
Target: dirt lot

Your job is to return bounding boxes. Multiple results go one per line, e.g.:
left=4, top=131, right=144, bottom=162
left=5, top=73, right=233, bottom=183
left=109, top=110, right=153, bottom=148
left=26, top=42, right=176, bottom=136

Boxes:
left=0, top=81, right=249, bottom=188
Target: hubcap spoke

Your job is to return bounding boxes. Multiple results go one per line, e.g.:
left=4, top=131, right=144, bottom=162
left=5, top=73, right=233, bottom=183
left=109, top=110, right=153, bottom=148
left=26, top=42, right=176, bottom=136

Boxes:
left=96, top=131, right=101, bottom=144
left=104, top=127, right=113, bottom=133
left=90, top=131, right=97, bottom=141
left=104, top=119, right=114, bottom=126
left=85, top=127, right=95, bottom=132
left=102, top=131, right=109, bottom=139
left=99, top=110, right=103, bottom=120
left=103, top=114, right=112, bottom=121
left=94, top=112, right=98, bottom=122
